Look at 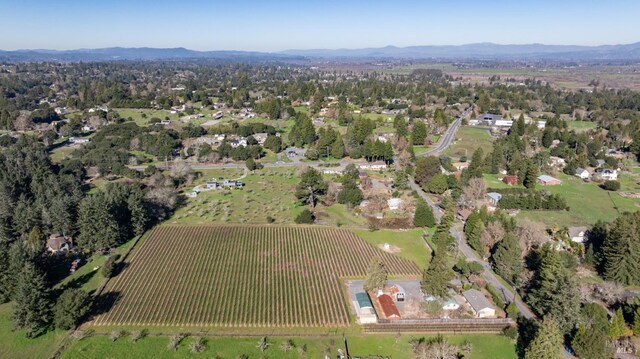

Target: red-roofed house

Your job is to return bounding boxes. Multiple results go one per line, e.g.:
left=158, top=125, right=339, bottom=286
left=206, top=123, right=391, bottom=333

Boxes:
left=377, top=294, right=401, bottom=320
left=502, top=175, right=518, bottom=186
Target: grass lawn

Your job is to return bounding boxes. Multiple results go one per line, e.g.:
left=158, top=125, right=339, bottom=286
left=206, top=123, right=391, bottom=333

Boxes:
left=317, top=203, right=368, bottom=228
left=171, top=167, right=303, bottom=224
left=351, top=228, right=433, bottom=270
left=49, top=146, right=75, bottom=163
left=516, top=173, right=640, bottom=226
left=444, top=126, right=494, bottom=158
left=0, top=303, right=68, bottom=359
left=566, top=120, right=597, bottom=132
left=60, top=334, right=515, bottom=359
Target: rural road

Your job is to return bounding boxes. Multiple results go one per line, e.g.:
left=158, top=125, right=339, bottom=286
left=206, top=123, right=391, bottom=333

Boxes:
left=417, top=107, right=471, bottom=157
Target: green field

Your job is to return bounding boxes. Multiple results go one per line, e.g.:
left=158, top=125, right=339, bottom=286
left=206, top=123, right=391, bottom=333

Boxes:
left=171, top=167, right=302, bottom=224
left=566, top=120, right=597, bottom=132
left=444, top=126, right=494, bottom=158
left=515, top=173, right=640, bottom=226
left=351, top=228, right=433, bottom=270
left=60, top=333, right=516, bottom=359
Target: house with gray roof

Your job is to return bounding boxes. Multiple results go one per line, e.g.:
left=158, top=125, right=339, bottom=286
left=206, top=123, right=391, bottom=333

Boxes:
left=462, top=289, right=496, bottom=318
left=486, top=192, right=502, bottom=206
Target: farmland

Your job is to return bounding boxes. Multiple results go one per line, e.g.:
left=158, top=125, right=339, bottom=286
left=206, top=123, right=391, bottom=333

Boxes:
left=90, top=225, right=420, bottom=329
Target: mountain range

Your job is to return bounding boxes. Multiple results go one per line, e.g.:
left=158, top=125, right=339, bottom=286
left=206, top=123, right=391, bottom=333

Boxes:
left=1, top=42, right=640, bottom=62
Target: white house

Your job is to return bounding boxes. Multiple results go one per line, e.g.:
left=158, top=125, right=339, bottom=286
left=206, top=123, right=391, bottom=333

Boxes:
left=462, top=289, right=496, bottom=318
left=387, top=198, right=403, bottom=210
left=575, top=167, right=590, bottom=180
left=600, top=169, right=618, bottom=181
left=568, top=226, right=588, bottom=243
left=358, top=161, right=388, bottom=171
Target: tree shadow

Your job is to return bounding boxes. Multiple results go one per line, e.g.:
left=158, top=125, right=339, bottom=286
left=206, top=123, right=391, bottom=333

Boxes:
left=89, top=291, right=121, bottom=318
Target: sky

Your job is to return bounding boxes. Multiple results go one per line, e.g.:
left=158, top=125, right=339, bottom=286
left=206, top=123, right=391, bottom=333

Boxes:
left=1, top=0, right=639, bottom=51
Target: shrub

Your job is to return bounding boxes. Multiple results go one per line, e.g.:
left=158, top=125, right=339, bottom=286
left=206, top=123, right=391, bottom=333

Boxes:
left=485, top=284, right=505, bottom=309
left=167, top=334, right=185, bottom=351
left=190, top=337, right=206, bottom=353
left=503, top=326, right=518, bottom=340
left=295, top=209, right=314, bottom=224
left=601, top=180, right=620, bottom=191
left=130, top=329, right=147, bottom=343
left=110, top=330, right=125, bottom=342
left=102, top=254, right=121, bottom=278
left=266, top=216, right=275, bottom=223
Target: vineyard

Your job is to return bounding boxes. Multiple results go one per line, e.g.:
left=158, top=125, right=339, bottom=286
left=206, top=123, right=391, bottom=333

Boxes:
left=91, top=225, right=420, bottom=328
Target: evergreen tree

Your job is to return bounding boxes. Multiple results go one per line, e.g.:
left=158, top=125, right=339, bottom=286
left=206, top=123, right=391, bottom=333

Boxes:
left=464, top=211, right=484, bottom=253
left=12, top=263, right=52, bottom=337
left=295, top=168, right=327, bottom=208
left=364, top=257, right=388, bottom=292
left=601, top=212, right=640, bottom=285
left=127, top=190, right=148, bottom=237
left=77, top=193, right=120, bottom=251
left=491, top=233, right=523, bottom=285
left=632, top=306, right=640, bottom=336
left=524, top=317, right=563, bottom=359
left=523, top=160, right=538, bottom=189
left=609, top=308, right=629, bottom=339
left=411, top=121, right=428, bottom=145
left=331, top=133, right=345, bottom=158
left=393, top=114, right=408, bottom=138
left=467, top=148, right=485, bottom=179
left=54, top=288, right=90, bottom=330
left=294, top=209, right=314, bottom=224
left=516, top=114, right=526, bottom=136
left=572, top=324, right=610, bottom=359
left=421, top=251, right=454, bottom=297
left=572, top=303, right=612, bottom=359
left=527, top=245, right=581, bottom=334
left=413, top=200, right=436, bottom=228
left=26, top=226, right=44, bottom=254
left=427, top=174, right=449, bottom=194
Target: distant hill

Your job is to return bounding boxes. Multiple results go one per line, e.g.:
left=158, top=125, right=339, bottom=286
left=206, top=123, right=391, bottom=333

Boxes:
left=1, top=42, right=640, bottom=62
left=280, top=42, right=640, bottom=61
left=0, top=47, right=301, bottom=62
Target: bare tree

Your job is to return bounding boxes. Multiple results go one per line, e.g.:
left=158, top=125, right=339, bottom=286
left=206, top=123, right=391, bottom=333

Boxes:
left=459, top=178, right=487, bottom=208
left=413, top=336, right=458, bottom=359
left=516, top=219, right=548, bottom=256
left=480, top=221, right=505, bottom=257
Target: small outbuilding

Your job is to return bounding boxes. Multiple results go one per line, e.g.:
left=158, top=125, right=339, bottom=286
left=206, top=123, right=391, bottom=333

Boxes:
left=486, top=192, right=502, bottom=206
left=377, top=294, right=401, bottom=320
left=537, top=175, right=562, bottom=186
left=575, top=167, right=590, bottom=180
left=387, top=198, right=403, bottom=211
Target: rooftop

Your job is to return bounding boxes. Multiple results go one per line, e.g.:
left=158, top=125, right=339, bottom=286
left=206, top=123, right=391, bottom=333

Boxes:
left=462, top=289, right=494, bottom=312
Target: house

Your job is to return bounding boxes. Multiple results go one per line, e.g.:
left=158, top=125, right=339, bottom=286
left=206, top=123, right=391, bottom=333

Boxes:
left=230, top=138, right=247, bottom=148
left=47, top=234, right=73, bottom=254
left=186, top=191, right=198, bottom=198
left=486, top=192, right=502, bottom=206
left=452, top=162, right=469, bottom=171
left=457, top=207, right=473, bottom=221
left=575, top=167, right=590, bottom=180
left=223, top=180, right=244, bottom=188
left=387, top=198, right=403, bottom=211
left=549, top=156, right=566, bottom=168
left=537, top=175, right=562, bottom=186
left=476, top=113, right=502, bottom=125
left=502, top=175, right=518, bottom=186
left=252, top=133, right=268, bottom=145
left=596, top=159, right=606, bottom=168
left=213, top=111, right=224, bottom=120
left=568, top=226, right=589, bottom=243
left=462, top=289, right=496, bottom=318
left=599, top=169, right=618, bottom=181
left=493, top=120, right=514, bottom=128
left=69, top=137, right=90, bottom=144
left=205, top=181, right=219, bottom=189
left=605, top=148, right=626, bottom=159
left=377, top=294, right=401, bottom=320
left=354, top=292, right=377, bottom=324
left=322, top=168, right=344, bottom=175
left=358, top=161, right=388, bottom=171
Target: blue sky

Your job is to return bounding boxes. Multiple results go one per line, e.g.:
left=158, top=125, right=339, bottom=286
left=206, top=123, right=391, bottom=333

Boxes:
left=1, top=0, right=639, bottom=51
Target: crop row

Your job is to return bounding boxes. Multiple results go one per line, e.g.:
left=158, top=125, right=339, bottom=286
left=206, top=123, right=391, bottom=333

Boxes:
left=93, top=225, right=420, bottom=327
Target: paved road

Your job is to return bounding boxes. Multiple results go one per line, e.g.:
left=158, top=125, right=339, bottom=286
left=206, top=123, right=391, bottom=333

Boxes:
left=406, top=111, right=538, bottom=321
left=417, top=107, right=472, bottom=157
